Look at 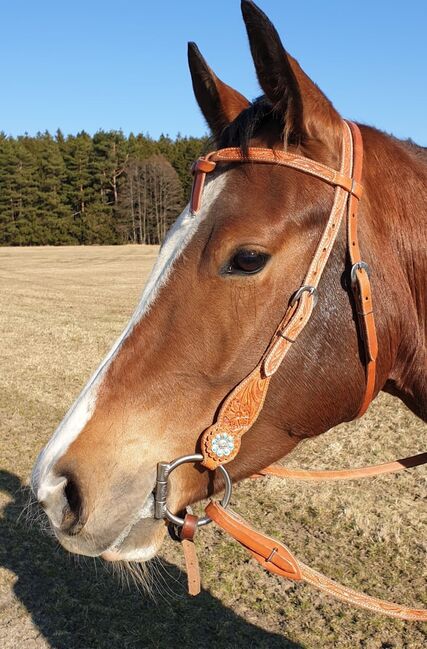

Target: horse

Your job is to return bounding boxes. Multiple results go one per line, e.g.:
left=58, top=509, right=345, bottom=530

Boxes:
left=32, top=0, right=426, bottom=592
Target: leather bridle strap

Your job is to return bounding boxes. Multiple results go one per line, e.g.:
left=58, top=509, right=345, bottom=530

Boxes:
left=203, top=455, right=427, bottom=618
left=206, top=501, right=427, bottom=621
left=198, top=454, right=427, bottom=617
left=180, top=513, right=202, bottom=596
left=184, top=124, right=426, bottom=619
left=256, top=452, right=427, bottom=481
left=179, top=126, right=426, bottom=618
left=192, top=120, right=377, bottom=470
left=346, top=121, right=378, bottom=416
left=207, top=147, right=363, bottom=199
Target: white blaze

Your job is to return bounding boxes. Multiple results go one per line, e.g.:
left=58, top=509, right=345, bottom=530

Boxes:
left=32, top=174, right=227, bottom=496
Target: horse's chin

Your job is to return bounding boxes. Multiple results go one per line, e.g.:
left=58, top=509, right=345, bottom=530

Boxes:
left=51, top=493, right=168, bottom=563
left=101, top=517, right=167, bottom=563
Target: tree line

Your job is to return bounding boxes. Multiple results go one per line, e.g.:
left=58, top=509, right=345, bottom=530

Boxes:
left=0, top=130, right=207, bottom=246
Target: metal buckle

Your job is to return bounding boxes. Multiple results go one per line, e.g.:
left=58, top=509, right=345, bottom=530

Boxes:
left=289, top=285, right=318, bottom=307
left=350, top=261, right=370, bottom=286
left=154, top=453, right=232, bottom=528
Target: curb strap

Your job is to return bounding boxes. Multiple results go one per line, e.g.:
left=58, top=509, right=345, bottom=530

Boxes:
left=196, top=120, right=377, bottom=470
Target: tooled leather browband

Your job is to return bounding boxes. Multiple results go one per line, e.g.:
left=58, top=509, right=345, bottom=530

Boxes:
left=190, top=121, right=377, bottom=470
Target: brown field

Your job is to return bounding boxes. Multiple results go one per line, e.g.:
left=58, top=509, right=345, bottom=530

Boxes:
left=0, top=245, right=426, bottom=649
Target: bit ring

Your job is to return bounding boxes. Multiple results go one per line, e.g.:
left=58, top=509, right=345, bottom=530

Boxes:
left=154, top=453, right=232, bottom=528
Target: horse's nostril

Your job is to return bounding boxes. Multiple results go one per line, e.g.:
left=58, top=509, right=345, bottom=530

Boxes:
left=61, top=477, right=85, bottom=535
left=65, top=477, right=81, bottom=516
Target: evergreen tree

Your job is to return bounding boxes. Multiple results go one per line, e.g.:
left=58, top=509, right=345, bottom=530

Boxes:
left=0, top=134, right=40, bottom=245
left=60, top=131, right=93, bottom=243
left=30, top=132, right=73, bottom=244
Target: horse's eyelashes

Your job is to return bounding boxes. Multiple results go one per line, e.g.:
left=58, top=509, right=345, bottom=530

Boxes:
left=224, top=249, right=270, bottom=276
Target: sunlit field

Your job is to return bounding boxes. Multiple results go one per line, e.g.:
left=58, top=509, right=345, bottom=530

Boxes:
left=0, top=246, right=426, bottom=648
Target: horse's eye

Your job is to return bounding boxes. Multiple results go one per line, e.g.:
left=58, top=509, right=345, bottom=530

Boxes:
left=226, top=249, right=269, bottom=275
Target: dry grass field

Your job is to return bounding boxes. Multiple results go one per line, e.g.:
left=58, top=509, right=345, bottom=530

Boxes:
left=0, top=245, right=426, bottom=649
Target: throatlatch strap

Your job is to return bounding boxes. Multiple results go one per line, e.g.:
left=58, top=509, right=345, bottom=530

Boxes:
left=346, top=121, right=378, bottom=417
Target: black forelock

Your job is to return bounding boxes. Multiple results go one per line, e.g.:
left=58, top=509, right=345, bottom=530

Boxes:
left=216, top=95, right=283, bottom=154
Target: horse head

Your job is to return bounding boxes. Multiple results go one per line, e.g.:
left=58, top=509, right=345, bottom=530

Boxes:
left=32, top=1, right=381, bottom=562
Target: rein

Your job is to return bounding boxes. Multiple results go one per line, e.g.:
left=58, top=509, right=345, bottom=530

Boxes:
left=154, top=121, right=427, bottom=621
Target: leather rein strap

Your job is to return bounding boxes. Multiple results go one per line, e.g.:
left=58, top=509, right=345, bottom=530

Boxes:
left=257, top=451, right=427, bottom=481
left=192, top=120, right=376, bottom=471
left=185, top=121, right=427, bottom=620
left=206, top=495, right=427, bottom=622
left=205, top=451, right=427, bottom=621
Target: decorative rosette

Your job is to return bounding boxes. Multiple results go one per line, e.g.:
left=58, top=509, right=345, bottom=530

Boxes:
left=211, top=432, right=235, bottom=458
left=201, top=425, right=241, bottom=469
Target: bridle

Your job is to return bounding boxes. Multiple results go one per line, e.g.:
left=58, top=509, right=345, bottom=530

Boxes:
left=197, top=120, right=375, bottom=470
left=153, top=120, right=427, bottom=621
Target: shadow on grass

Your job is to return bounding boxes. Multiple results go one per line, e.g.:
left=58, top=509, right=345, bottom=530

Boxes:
left=0, top=470, right=302, bottom=649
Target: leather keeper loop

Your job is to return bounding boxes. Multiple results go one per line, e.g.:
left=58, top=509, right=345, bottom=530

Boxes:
left=192, top=158, right=216, bottom=174
left=180, top=513, right=199, bottom=541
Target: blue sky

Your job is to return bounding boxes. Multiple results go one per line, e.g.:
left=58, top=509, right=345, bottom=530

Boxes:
left=2, top=1, right=426, bottom=144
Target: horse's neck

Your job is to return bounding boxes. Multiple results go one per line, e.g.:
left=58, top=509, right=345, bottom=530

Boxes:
left=362, top=126, right=427, bottom=419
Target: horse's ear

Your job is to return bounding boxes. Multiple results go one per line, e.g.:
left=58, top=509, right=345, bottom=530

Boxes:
left=188, top=42, right=250, bottom=140
left=241, top=0, right=341, bottom=145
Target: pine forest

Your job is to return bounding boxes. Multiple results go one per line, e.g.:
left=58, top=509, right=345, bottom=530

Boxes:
left=0, top=130, right=207, bottom=246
